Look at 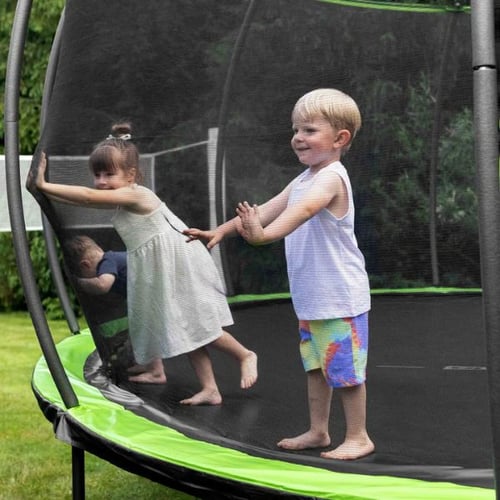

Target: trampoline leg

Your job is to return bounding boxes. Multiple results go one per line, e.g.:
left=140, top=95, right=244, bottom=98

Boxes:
left=72, top=446, right=85, bottom=500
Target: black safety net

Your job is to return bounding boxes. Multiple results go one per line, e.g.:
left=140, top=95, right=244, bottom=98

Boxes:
left=26, top=0, right=475, bottom=386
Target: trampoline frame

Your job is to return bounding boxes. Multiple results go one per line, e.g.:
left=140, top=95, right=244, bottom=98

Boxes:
left=4, top=0, right=499, bottom=498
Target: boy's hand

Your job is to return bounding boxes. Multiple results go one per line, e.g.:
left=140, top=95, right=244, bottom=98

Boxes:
left=183, top=228, right=221, bottom=249
left=236, top=201, right=265, bottom=245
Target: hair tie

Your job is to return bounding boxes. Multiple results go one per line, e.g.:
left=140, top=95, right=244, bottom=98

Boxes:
left=106, top=133, right=132, bottom=141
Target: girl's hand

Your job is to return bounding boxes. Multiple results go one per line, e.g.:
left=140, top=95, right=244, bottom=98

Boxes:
left=36, top=152, right=48, bottom=189
left=236, top=201, right=265, bottom=245
left=183, top=228, right=221, bottom=249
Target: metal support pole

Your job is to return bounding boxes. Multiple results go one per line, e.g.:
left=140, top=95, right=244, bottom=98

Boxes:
left=471, top=1, right=500, bottom=496
left=4, top=0, right=79, bottom=409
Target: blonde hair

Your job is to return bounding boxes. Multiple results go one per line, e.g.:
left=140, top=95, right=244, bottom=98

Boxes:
left=292, top=88, right=362, bottom=153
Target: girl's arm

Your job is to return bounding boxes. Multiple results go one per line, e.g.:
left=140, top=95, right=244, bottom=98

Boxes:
left=184, top=219, right=240, bottom=250
left=36, top=152, right=149, bottom=210
left=238, top=169, right=343, bottom=245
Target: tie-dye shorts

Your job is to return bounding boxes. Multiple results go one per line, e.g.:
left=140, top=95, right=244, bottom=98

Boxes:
left=298, top=313, right=368, bottom=388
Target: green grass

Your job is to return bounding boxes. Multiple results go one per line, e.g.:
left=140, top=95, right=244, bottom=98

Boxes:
left=0, top=312, right=195, bottom=500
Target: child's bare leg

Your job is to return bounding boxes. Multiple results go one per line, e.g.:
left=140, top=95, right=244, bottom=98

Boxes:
left=320, top=383, right=374, bottom=460
left=180, top=347, right=222, bottom=405
left=278, top=369, right=332, bottom=450
left=128, top=357, right=166, bottom=384
left=211, top=330, right=258, bottom=389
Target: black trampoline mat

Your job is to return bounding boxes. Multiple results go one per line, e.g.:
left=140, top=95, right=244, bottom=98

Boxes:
left=84, top=294, right=494, bottom=488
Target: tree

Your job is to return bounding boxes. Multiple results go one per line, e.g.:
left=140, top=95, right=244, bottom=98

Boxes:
left=1, top=0, right=64, bottom=154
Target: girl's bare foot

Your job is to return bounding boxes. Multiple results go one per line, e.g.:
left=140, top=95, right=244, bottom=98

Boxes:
left=320, top=438, right=375, bottom=460
left=128, top=371, right=167, bottom=384
left=240, top=351, right=258, bottom=389
left=277, top=430, right=330, bottom=450
left=127, top=364, right=147, bottom=375
left=180, top=389, right=222, bottom=406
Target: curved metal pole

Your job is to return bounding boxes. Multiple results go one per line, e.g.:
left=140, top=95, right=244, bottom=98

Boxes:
left=428, top=10, right=458, bottom=286
left=43, top=215, right=80, bottom=333
left=4, top=0, right=78, bottom=409
left=214, top=0, right=259, bottom=296
left=471, top=1, right=499, bottom=497
left=39, top=8, right=80, bottom=334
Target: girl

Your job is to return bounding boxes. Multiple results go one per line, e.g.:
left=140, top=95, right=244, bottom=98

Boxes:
left=35, top=123, right=257, bottom=405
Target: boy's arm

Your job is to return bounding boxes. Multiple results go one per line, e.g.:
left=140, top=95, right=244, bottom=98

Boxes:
left=238, top=170, right=343, bottom=245
left=254, top=183, right=292, bottom=227
left=184, top=183, right=292, bottom=249
left=75, top=274, right=116, bottom=295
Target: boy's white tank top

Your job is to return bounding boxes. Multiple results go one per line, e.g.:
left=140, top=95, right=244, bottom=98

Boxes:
left=285, top=161, right=370, bottom=320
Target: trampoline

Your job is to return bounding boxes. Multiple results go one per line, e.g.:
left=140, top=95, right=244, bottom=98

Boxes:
left=5, top=0, right=500, bottom=499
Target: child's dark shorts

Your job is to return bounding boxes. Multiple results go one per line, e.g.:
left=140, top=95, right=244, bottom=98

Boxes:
left=298, top=313, right=368, bottom=388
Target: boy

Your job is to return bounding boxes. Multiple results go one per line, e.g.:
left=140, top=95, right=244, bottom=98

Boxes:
left=185, top=88, right=374, bottom=459
left=65, top=235, right=127, bottom=297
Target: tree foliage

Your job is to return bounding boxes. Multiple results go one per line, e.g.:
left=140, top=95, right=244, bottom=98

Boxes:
left=0, top=0, right=470, bottom=154
left=0, top=0, right=477, bottom=312
left=361, top=76, right=477, bottom=288
left=1, top=0, right=66, bottom=314
left=1, top=0, right=65, bottom=154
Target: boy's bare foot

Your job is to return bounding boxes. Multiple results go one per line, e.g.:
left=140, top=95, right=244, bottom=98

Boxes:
left=240, top=351, right=258, bottom=389
left=128, top=371, right=167, bottom=384
left=320, top=438, right=375, bottom=460
left=127, top=364, right=147, bottom=375
left=180, top=389, right=222, bottom=406
left=277, top=430, right=331, bottom=450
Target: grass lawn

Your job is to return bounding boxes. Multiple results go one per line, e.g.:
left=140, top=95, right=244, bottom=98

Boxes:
left=0, top=312, right=195, bottom=500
